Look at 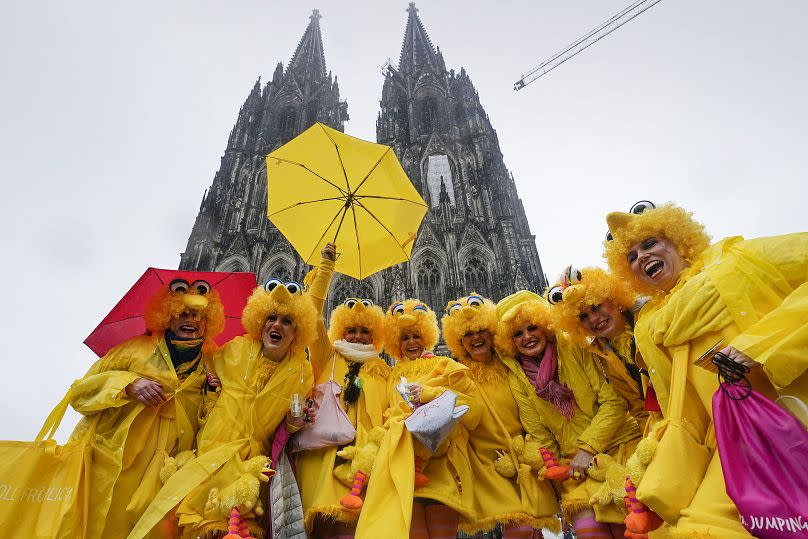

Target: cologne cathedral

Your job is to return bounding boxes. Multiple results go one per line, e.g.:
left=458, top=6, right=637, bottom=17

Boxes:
left=180, top=4, right=546, bottom=315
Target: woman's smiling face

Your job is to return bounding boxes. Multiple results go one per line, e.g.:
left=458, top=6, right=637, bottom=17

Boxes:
left=511, top=323, right=548, bottom=358
left=578, top=301, right=627, bottom=339
left=399, top=330, right=425, bottom=359
left=461, top=330, right=493, bottom=362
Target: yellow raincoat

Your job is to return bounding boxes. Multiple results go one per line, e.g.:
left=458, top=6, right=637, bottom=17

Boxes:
left=68, top=335, right=210, bottom=539
left=503, top=341, right=641, bottom=523
left=127, top=335, right=314, bottom=539
left=356, top=354, right=481, bottom=537
left=458, top=356, right=561, bottom=534
left=588, top=329, right=654, bottom=431
left=634, top=234, right=808, bottom=539
left=295, top=258, right=392, bottom=532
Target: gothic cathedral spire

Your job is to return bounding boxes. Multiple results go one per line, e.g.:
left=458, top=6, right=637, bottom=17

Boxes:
left=287, top=9, right=327, bottom=84
left=179, top=10, right=347, bottom=278
left=398, top=3, right=439, bottom=75
left=375, top=4, right=547, bottom=316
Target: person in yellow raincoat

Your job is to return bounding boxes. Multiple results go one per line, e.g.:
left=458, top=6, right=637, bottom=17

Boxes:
left=551, top=266, right=656, bottom=432
left=67, top=278, right=225, bottom=539
left=603, top=202, right=808, bottom=538
left=127, top=276, right=319, bottom=539
left=356, top=299, right=481, bottom=539
left=295, top=243, right=391, bottom=538
left=442, top=293, right=561, bottom=538
left=495, top=290, right=641, bottom=539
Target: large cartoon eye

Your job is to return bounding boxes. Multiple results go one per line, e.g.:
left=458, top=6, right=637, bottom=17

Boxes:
left=413, top=304, right=428, bottom=313
left=190, top=280, right=211, bottom=295
left=546, top=286, right=564, bottom=305
left=605, top=231, right=613, bottom=242
left=563, top=266, right=582, bottom=287
left=264, top=278, right=283, bottom=292
left=361, top=299, right=374, bottom=307
left=466, top=295, right=483, bottom=308
left=344, top=298, right=359, bottom=308
left=169, top=279, right=190, bottom=293
left=284, top=281, right=303, bottom=295
left=629, top=200, right=656, bottom=215
left=391, top=302, right=405, bottom=316
left=446, top=302, right=462, bottom=315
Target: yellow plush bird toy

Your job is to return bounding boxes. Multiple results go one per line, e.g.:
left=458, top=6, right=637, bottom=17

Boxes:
left=494, top=434, right=562, bottom=481
left=158, top=449, right=196, bottom=484
left=588, top=453, right=628, bottom=510
left=494, top=434, right=542, bottom=478
left=337, top=426, right=387, bottom=511
left=202, top=455, right=275, bottom=539
left=624, top=423, right=661, bottom=487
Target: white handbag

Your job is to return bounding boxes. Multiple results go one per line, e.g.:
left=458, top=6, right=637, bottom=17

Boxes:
left=404, top=389, right=469, bottom=453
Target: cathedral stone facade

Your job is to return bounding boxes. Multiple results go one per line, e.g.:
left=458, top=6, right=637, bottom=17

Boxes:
left=180, top=4, right=546, bottom=317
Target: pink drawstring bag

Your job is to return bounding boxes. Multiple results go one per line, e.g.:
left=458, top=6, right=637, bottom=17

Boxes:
left=713, top=383, right=808, bottom=538
left=290, top=356, right=356, bottom=452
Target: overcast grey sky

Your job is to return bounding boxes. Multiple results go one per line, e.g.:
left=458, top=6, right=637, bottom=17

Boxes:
left=1, top=1, right=806, bottom=440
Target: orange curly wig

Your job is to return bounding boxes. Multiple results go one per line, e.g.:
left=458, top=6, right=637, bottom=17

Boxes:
left=144, top=286, right=225, bottom=353
left=604, top=203, right=711, bottom=297
left=383, top=299, right=440, bottom=361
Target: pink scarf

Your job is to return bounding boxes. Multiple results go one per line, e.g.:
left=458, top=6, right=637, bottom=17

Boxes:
left=519, top=342, right=577, bottom=420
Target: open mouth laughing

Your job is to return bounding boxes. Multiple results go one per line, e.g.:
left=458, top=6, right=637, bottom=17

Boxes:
left=644, top=259, right=664, bottom=279
left=267, top=329, right=283, bottom=344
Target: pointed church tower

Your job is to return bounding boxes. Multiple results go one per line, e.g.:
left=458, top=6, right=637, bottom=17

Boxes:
left=179, top=10, right=348, bottom=281
left=375, top=3, right=546, bottom=313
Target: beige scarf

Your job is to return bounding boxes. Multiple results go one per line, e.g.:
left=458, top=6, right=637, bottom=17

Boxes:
left=332, top=339, right=379, bottom=363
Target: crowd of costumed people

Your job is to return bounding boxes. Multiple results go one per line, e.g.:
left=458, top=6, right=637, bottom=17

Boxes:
left=11, top=201, right=808, bottom=539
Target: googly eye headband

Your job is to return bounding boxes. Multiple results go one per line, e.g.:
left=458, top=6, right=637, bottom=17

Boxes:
left=264, top=278, right=304, bottom=295
left=604, top=200, right=656, bottom=242
left=544, top=265, right=583, bottom=305
left=169, top=278, right=212, bottom=295
left=383, top=299, right=439, bottom=359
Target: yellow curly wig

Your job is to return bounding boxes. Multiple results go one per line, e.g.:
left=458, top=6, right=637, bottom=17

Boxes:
left=241, top=285, right=318, bottom=356
left=144, top=286, right=225, bottom=353
left=441, top=294, right=498, bottom=361
left=494, top=293, right=555, bottom=358
left=553, top=267, right=638, bottom=346
left=604, top=203, right=711, bottom=297
left=383, top=299, right=440, bottom=361
left=327, top=301, right=386, bottom=352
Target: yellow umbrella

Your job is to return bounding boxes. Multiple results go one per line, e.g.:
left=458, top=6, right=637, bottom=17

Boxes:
left=266, top=122, right=428, bottom=280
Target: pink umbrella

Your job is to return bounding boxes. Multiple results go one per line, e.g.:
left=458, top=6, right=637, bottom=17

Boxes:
left=84, top=268, right=256, bottom=357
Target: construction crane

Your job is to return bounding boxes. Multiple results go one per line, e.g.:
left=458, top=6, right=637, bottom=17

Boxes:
left=514, top=0, right=662, bottom=91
